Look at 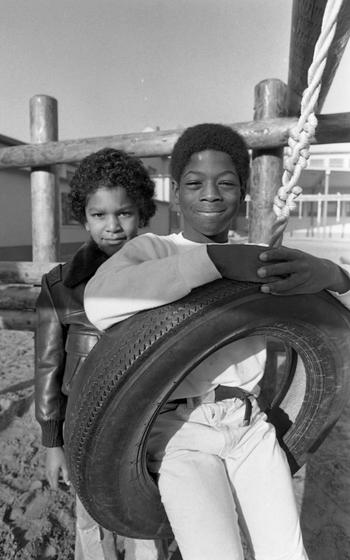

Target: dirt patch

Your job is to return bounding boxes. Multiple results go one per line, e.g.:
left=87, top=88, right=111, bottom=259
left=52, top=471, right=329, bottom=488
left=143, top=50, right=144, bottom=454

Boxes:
left=1, top=329, right=350, bottom=559
left=0, top=331, right=75, bottom=559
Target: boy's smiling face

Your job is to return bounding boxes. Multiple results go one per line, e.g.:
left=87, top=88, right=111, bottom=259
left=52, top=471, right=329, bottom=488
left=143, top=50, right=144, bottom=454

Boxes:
left=174, top=149, right=242, bottom=243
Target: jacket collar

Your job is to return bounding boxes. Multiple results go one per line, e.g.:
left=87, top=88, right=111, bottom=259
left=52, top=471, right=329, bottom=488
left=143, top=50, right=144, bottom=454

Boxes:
left=63, top=240, right=109, bottom=288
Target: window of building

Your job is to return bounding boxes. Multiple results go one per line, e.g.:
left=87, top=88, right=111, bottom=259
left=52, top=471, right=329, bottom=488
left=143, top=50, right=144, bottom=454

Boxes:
left=61, top=192, right=79, bottom=225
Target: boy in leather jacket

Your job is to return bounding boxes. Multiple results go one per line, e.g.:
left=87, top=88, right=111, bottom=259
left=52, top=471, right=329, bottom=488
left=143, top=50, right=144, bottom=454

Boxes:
left=35, top=148, right=169, bottom=560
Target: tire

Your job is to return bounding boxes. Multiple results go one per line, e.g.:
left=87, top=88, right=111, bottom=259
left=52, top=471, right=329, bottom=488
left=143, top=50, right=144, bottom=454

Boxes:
left=64, top=279, right=350, bottom=538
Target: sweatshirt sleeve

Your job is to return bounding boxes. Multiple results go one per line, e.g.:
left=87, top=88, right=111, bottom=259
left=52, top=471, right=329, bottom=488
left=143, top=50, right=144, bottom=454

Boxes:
left=328, top=263, right=350, bottom=311
left=84, top=234, right=221, bottom=330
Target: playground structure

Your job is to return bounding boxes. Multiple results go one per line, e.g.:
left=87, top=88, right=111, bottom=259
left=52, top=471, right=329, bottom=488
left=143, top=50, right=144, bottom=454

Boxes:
left=0, top=0, right=350, bottom=333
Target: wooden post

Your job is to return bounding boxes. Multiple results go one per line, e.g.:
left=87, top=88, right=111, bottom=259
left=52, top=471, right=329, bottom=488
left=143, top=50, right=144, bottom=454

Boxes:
left=249, top=79, right=288, bottom=244
left=288, top=0, right=350, bottom=115
left=30, top=94, right=59, bottom=261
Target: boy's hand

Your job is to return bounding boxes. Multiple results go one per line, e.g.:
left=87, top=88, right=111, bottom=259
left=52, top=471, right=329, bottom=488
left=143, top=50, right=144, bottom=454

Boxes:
left=257, top=246, right=350, bottom=295
left=46, top=446, right=70, bottom=490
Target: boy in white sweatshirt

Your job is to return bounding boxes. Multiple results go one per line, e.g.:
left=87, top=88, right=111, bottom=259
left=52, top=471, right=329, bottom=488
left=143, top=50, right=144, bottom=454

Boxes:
left=84, top=123, right=350, bottom=560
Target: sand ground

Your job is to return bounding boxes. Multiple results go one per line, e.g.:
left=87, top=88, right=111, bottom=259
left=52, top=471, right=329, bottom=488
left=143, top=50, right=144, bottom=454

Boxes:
left=0, top=328, right=350, bottom=560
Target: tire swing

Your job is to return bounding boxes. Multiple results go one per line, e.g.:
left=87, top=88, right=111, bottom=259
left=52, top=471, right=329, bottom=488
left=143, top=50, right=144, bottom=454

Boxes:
left=65, top=0, right=350, bottom=539
left=65, top=282, right=350, bottom=538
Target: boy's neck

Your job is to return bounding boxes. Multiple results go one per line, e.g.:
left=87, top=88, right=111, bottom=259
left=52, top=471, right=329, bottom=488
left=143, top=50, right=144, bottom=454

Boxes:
left=181, top=226, right=229, bottom=244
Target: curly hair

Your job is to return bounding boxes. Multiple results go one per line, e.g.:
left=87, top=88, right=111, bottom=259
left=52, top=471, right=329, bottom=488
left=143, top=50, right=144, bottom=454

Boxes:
left=69, top=148, right=156, bottom=227
left=170, top=123, right=250, bottom=198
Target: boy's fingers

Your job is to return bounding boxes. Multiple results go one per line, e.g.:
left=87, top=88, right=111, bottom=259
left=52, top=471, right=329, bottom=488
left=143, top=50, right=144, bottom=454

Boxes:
left=257, top=262, right=296, bottom=278
left=61, top=467, right=70, bottom=485
left=261, top=274, right=307, bottom=294
left=257, top=275, right=282, bottom=283
left=260, top=247, right=300, bottom=262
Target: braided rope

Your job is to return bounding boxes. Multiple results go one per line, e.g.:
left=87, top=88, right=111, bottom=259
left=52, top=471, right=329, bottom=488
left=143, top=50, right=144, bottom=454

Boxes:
left=273, top=0, right=344, bottom=222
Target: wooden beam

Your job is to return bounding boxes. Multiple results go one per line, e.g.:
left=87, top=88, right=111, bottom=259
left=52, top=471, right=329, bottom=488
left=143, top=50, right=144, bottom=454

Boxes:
left=0, top=285, right=40, bottom=310
left=0, top=113, right=350, bottom=169
left=316, top=112, right=350, bottom=142
left=0, top=310, right=36, bottom=331
left=288, top=0, right=350, bottom=115
left=0, top=261, right=59, bottom=285
left=319, top=0, right=350, bottom=110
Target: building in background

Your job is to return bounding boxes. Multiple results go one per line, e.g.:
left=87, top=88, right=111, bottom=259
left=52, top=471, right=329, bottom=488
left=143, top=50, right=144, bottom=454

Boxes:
left=278, top=145, right=350, bottom=240
left=0, top=133, right=349, bottom=261
left=231, top=144, right=350, bottom=241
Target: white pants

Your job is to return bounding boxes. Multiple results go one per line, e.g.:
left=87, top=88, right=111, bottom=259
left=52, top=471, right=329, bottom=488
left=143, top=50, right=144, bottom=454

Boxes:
left=75, top=496, right=169, bottom=560
left=75, top=496, right=118, bottom=560
left=148, top=397, right=309, bottom=560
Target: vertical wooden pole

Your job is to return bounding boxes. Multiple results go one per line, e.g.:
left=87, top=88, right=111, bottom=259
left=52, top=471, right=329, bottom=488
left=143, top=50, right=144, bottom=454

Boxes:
left=249, top=79, right=288, bottom=244
left=30, top=94, right=59, bottom=261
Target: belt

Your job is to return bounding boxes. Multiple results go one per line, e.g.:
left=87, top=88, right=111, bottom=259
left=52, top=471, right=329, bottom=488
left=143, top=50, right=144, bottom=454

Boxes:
left=229, top=388, right=253, bottom=426
left=169, top=388, right=253, bottom=426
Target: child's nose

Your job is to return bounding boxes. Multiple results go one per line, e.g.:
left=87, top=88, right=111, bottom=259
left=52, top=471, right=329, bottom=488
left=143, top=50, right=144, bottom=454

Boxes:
left=200, top=180, right=222, bottom=201
left=106, top=215, right=121, bottom=231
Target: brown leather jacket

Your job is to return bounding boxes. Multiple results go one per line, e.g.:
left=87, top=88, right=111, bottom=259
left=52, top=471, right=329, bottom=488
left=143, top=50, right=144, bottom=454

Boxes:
left=35, top=241, right=108, bottom=448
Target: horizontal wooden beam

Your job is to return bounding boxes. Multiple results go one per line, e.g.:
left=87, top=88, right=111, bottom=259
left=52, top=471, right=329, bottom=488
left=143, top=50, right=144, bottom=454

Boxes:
left=288, top=0, right=350, bottom=115
left=0, top=261, right=59, bottom=284
left=0, top=113, right=349, bottom=169
left=0, top=310, right=36, bottom=331
left=0, top=285, right=40, bottom=310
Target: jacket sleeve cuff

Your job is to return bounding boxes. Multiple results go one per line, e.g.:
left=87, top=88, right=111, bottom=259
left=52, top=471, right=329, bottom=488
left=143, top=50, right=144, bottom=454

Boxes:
left=41, top=420, right=65, bottom=447
left=177, top=244, right=222, bottom=291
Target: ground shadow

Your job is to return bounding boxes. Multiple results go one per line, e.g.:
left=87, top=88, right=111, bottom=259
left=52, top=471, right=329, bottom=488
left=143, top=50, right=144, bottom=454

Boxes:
left=297, top=401, right=350, bottom=559
left=0, top=388, right=34, bottom=432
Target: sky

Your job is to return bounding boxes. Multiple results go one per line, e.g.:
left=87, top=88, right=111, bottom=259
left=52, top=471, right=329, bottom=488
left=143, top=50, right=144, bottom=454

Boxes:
left=1, top=0, right=349, bottom=144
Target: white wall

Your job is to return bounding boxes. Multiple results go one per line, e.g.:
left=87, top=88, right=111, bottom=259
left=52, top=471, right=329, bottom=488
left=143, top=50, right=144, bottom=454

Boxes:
left=0, top=169, right=31, bottom=246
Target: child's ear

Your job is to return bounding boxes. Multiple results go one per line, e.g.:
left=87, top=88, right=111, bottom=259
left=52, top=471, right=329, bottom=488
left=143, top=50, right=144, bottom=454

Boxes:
left=240, top=181, right=248, bottom=203
left=84, top=221, right=90, bottom=232
left=172, top=180, right=180, bottom=204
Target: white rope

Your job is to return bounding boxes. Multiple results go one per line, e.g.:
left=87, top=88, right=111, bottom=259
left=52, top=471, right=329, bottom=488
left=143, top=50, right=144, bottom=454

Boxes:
left=273, top=0, right=344, bottom=221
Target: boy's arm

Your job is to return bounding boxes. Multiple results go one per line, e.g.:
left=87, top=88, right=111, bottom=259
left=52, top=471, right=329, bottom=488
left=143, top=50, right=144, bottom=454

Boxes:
left=84, top=234, right=222, bottom=330
left=35, top=275, right=67, bottom=447
left=85, top=236, right=283, bottom=331
left=255, top=246, right=350, bottom=308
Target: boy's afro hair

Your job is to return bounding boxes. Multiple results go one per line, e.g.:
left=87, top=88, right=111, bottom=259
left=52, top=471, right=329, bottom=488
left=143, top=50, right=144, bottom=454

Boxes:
left=69, top=148, right=156, bottom=227
left=170, top=123, right=250, bottom=193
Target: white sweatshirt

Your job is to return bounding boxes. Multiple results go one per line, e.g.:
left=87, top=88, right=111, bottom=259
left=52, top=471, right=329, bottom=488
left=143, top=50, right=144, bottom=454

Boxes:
left=84, top=233, right=267, bottom=398
left=84, top=232, right=350, bottom=400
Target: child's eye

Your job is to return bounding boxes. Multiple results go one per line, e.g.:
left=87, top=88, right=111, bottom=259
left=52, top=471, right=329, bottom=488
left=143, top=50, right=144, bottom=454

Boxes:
left=186, top=181, right=201, bottom=188
left=92, top=212, right=104, bottom=218
left=219, top=181, right=240, bottom=189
